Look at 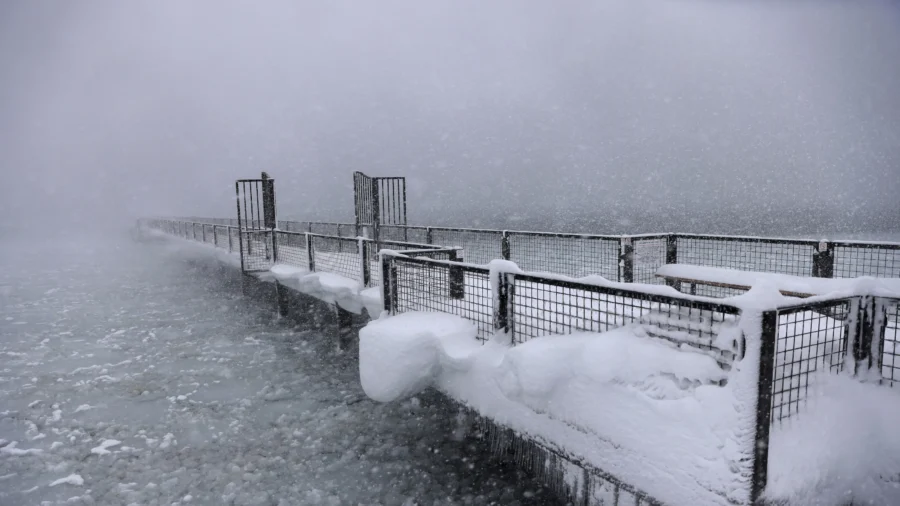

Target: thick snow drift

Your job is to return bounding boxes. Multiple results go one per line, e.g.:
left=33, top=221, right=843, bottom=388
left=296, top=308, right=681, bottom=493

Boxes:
left=765, top=372, right=900, bottom=506
left=360, top=312, right=753, bottom=505
left=361, top=309, right=900, bottom=506
left=359, top=313, right=481, bottom=402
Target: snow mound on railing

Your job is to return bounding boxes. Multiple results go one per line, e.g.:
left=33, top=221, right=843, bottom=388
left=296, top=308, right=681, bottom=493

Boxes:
left=359, top=312, right=481, bottom=402
left=359, top=311, right=749, bottom=506
left=267, top=266, right=365, bottom=314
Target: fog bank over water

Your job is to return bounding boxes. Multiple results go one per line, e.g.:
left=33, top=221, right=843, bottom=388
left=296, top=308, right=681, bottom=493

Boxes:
left=1, top=0, right=898, bottom=237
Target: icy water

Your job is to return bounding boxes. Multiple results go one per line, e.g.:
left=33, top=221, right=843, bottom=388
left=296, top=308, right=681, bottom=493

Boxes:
left=0, top=236, right=555, bottom=506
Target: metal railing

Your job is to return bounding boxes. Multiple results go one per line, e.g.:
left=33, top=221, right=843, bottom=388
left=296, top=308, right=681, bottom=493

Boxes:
left=264, top=221, right=900, bottom=286
left=140, top=216, right=899, bottom=505
left=376, top=250, right=898, bottom=505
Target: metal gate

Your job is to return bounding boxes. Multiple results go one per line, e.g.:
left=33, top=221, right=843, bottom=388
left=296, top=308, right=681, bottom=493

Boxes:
left=353, top=171, right=407, bottom=242
left=236, top=172, right=277, bottom=272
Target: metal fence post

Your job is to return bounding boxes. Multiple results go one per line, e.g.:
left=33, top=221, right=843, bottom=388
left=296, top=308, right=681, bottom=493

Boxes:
left=306, top=233, right=315, bottom=272
left=813, top=241, right=834, bottom=278
left=228, top=227, right=233, bottom=252
left=449, top=250, right=465, bottom=300
left=751, top=310, right=777, bottom=503
left=426, top=227, right=433, bottom=245
left=202, top=224, right=207, bottom=243
left=213, top=226, right=218, bottom=247
left=501, top=231, right=511, bottom=261
left=360, top=239, right=371, bottom=287
left=620, top=237, right=634, bottom=283
left=666, top=234, right=678, bottom=264
left=381, top=255, right=393, bottom=315
left=271, top=230, right=279, bottom=264
left=853, top=295, right=882, bottom=372
left=494, top=270, right=511, bottom=335
left=665, top=235, right=679, bottom=289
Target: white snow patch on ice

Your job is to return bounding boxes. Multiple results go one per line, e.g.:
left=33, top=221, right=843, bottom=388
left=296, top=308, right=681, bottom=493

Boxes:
left=90, top=439, right=122, bottom=455
left=49, top=474, right=84, bottom=487
left=1, top=441, right=44, bottom=456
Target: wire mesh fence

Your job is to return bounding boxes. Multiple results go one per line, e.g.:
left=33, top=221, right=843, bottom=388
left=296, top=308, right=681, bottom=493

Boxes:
left=278, top=220, right=310, bottom=233
left=833, top=242, right=900, bottom=278
left=309, top=222, right=344, bottom=237
left=366, top=239, right=456, bottom=287
left=274, top=231, right=309, bottom=270
left=309, top=234, right=363, bottom=283
left=507, top=232, right=620, bottom=281
left=632, top=235, right=669, bottom=285
left=769, top=299, right=852, bottom=422
left=146, top=219, right=900, bottom=302
left=389, top=256, right=495, bottom=341
left=239, top=230, right=275, bottom=272
left=674, top=235, right=817, bottom=277
left=509, top=273, right=741, bottom=355
left=880, top=298, right=900, bottom=387
left=204, top=224, right=217, bottom=245
left=430, top=227, right=504, bottom=265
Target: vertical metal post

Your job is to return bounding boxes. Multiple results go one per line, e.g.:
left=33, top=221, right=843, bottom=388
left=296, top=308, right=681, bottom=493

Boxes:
left=353, top=172, right=361, bottom=235
left=402, top=178, right=408, bottom=225
left=228, top=227, right=233, bottom=252
left=751, top=310, right=777, bottom=504
left=813, top=241, right=834, bottom=278
left=261, top=172, right=276, bottom=229
left=271, top=231, right=279, bottom=264
left=213, top=226, right=218, bottom=247
left=853, top=295, right=881, bottom=371
left=449, top=250, right=465, bottom=300
left=494, top=270, right=510, bottom=334
left=507, top=274, right=516, bottom=344
left=236, top=182, right=246, bottom=273
left=306, top=233, right=315, bottom=272
left=390, top=263, right=398, bottom=313
left=360, top=239, right=371, bottom=287
left=372, top=180, right=381, bottom=246
left=501, top=231, right=511, bottom=261
left=381, top=254, right=393, bottom=315
left=665, top=235, right=679, bottom=289
left=620, top=237, right=634, bottom=283
left=426, top=227, right=433, bottom=245
left=666, top=234, right=678, bottom=264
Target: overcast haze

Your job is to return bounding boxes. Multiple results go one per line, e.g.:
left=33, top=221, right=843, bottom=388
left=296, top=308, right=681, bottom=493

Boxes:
left=1, top=0, right=898, bottom=236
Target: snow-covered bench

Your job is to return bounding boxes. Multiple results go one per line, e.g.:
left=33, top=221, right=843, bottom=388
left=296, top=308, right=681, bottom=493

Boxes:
left=655, top=264, right=841, bottom=298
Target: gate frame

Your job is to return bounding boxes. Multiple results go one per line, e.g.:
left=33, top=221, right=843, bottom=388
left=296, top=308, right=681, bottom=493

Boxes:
left=353, top=171, right=407, bottom=247
left=235, top=172, right=277, bottom=273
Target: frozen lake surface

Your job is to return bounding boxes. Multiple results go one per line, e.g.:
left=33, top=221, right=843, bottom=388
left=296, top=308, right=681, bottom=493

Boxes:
left=0, top=236, right=554, bottom=506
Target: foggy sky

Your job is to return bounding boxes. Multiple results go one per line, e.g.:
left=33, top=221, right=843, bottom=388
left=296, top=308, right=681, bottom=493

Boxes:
left=1, top=0, right=899, bottom=236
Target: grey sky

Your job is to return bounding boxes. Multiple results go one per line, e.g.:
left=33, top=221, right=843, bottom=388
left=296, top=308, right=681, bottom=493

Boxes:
left=1, top=0, right=898, bottom=235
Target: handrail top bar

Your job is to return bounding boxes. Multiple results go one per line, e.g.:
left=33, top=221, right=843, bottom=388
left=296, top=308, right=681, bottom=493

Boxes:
left=150, top=218, right=900, bottom=249
left=381, top=250, right=743, bottom=313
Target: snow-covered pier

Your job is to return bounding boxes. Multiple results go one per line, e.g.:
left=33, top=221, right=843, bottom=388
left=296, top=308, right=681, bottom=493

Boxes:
left=136, top=212, right=900, bottom=506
